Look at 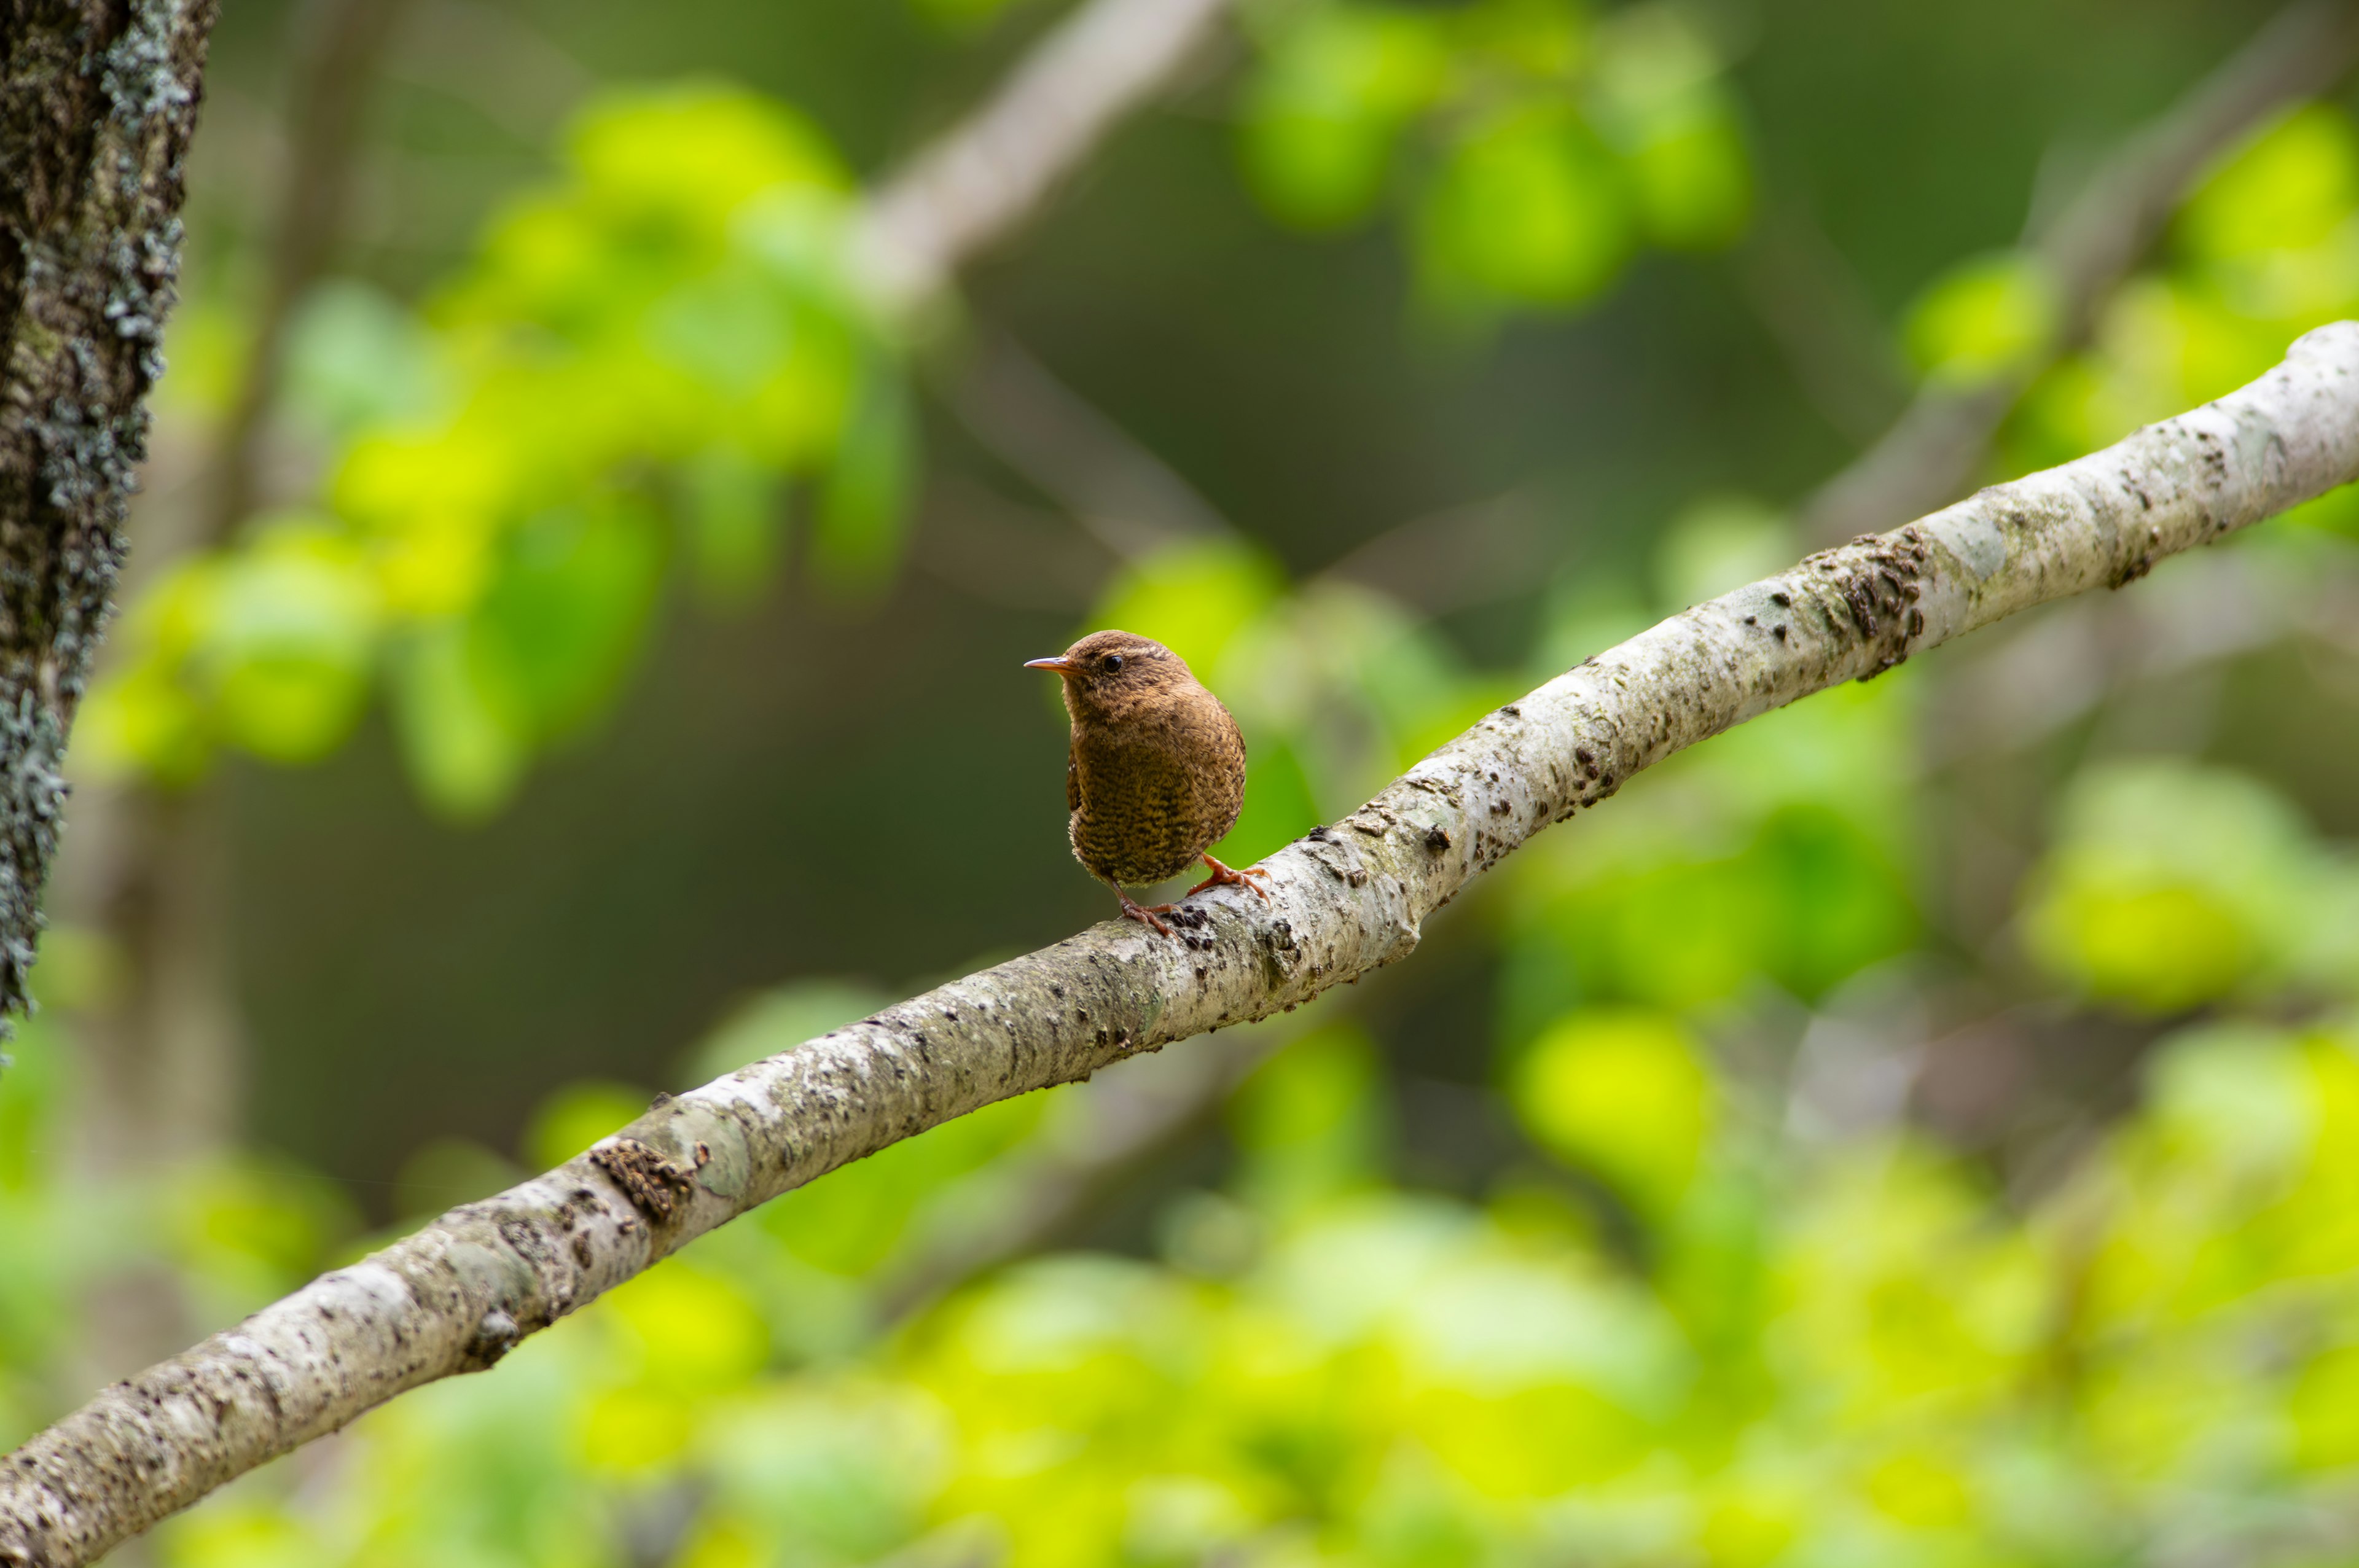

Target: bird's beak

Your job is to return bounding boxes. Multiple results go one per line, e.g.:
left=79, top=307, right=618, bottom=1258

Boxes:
left=1024, top=656, right=1079, bottom=674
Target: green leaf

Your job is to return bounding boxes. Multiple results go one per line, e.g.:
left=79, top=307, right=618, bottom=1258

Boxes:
left=1238, top=5, right=1450, bottom=232
left=1589, top=4, right=1748, bottom=250
left=200, top=521, right=382, bottom=764
left=2180, top=101, right=2359, bottom=261
left=905, top=0, right=1037, bottom=28
left=1512, top=1008, right=1715, bottom=1216
left=1750, top=802, right=1918, bottom=1001
left=1623, top=96, right=1751, bottom=251
left=1904, top=249, right=2057, bottom=384
left=1419, top=103, right=1635, bottom=310
left=2022, top=761, right=2322, bottom=1013
left=467, top=494, right=668, bottom=744
left=387, top=617, right=528, bottom=819
left=568, top=80, right=850, bottom=233
left=1230, top=1024, right=1390, bottom=1215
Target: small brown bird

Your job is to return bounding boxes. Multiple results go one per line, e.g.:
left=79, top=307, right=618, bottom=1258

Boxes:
left=1027, top=630, right=1271, bottom=935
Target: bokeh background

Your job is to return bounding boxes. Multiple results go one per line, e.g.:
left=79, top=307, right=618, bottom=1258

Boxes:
left=9, top=0, right=2359, bottom=1562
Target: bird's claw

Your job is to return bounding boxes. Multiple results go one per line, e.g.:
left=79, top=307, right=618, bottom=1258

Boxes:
left=1117, top=892, right=1176, bottom=935
left=1188, top=855, right=1273, bottom=902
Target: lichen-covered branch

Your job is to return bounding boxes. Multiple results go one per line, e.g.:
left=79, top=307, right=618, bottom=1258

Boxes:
left=0, top=0, right=218, bottom=1026
left=851, top=0, right=1233, bottom=314
left=1799, top=0, right=2359, bottom=545
left=6, top=326, right=2359, bottom=1566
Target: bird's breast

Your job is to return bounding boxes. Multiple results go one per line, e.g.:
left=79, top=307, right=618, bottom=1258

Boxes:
left=1064, top=703, right=1247, bottom=887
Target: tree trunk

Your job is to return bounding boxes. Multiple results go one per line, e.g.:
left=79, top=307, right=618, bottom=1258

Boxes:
left=0, top=0, right=219, bottom=1029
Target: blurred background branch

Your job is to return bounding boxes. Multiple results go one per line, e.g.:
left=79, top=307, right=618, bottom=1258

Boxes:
left=943, top=328, right=1233, bottom=558
left=1801, top=0, right=2359, bottom=544
left=203, top=0, right=418, bottom=547
left=853, top=0, right=1237, bottom=313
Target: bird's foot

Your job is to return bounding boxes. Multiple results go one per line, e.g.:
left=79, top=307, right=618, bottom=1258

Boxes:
left=1116, top=890, right=1178, bottom=936
left=1188, top=854, right=1273, bottom=902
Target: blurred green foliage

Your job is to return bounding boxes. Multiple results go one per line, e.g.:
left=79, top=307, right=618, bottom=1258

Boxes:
left=19, top=4, right=2359, bottom=1562
left=1965, top=100, right=2359, bottom=547
left=90, top=0, right=1752, bottom=826
left=2024, top=762, right=2359, bottom=1015
left=17, top=520, right=2359, bottom=1559
left=85, top=84, right=903, bottom=817
left=1238, top=0, right=1751, bottom=314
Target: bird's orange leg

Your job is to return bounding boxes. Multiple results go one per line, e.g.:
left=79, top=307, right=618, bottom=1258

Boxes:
left=1113, top=887, right=1177, bottom=935
left=1187, top=853, right=1272, bottom=902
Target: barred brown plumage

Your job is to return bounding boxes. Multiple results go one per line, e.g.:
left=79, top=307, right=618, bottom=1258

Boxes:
left=1025, top=629, right=1270, bottom=935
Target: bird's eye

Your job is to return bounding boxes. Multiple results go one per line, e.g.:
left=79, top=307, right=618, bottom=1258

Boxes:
left=1103, top=653, right=1125, bottom=672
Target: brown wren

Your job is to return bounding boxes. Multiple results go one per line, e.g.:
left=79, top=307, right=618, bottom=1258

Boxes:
left=1026, top=630, right=1272, bottom=935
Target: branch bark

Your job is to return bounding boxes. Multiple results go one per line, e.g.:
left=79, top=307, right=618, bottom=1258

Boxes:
left=8, top=322, right=2359, bottom=1566
left=1799, top=0, right=2359, bottom=545
left=0, top=0, right=219, bottom=1027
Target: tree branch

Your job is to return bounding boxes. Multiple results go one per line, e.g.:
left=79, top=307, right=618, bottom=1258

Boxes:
left=8, top=319, right=2359, bottom=1566
left=851, top=0, right=1234, bottom=315
left=1799, top=0, right=2359, bottom=545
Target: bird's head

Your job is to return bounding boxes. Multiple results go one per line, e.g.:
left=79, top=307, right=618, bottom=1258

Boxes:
left=1025, top=630, right=1195, bottom=722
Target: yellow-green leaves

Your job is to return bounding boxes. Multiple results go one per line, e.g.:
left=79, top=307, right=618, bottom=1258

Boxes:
left=1504, top=666, right=1919, bottom=1023
left=1240, top=5, right=1450, bottom=230
left=1904, top=249, right=2059, bottom=384
left=1239, top=0, right=1751, bottom=319
left=2180, top=103, right=2359, bottom=264
left=904, top=0, right=1039, bottom=31
left=1909, top=109, right=2359, bottom=439
left=1587, top=0, right=1750, bottom=251
left=398, top=496, right=667, bottom=816
left=93, top=82, right=906, bottom=820
left=81, top=520, right=383, bottom=781
left=280, top=283, right=444, bottom=442
left=447, top=84, right=850, bottom=337
left=2022, top=761, right=2354, bottom=1015
left=1421, top=103, right=1635, bottom=310
left=1230, top=1024, right=1390, bottom=1216
left=2006, top=101, right=2359, bottom=515
left=1513, top=1008, right=1714, bottom=1217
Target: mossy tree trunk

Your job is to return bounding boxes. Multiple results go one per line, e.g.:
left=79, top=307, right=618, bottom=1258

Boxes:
left=0, top=0, right=219, bottom=1026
